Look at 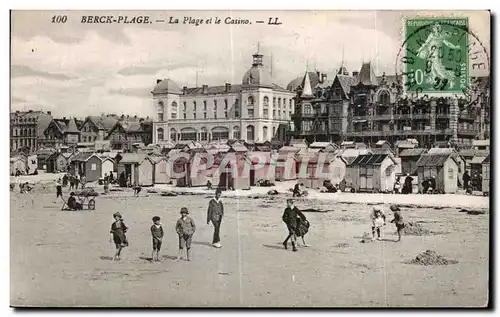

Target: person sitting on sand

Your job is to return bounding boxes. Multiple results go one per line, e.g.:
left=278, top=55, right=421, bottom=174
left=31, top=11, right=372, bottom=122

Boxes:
left=371, top=206, right=386, bottom=241
left=176, top=208, right=196, bottom=261
left=109, top=212, right=129, bottom=261
left=282, top=198, right=306, bottom=252
left=67, top=192, right=83, bottom=211
left=133, top=185, right=142, bottom=196
left=151, top=216, right=164, bottom=262
left=389, top=205, right=405, bottom=242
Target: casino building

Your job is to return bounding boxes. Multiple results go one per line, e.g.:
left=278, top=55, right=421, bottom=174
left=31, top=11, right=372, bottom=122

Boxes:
left=151, top=51, right=295, bottom=144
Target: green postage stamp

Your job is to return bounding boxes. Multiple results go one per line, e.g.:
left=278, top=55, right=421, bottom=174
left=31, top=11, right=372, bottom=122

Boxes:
left=404, top=18, right=469, bottom=94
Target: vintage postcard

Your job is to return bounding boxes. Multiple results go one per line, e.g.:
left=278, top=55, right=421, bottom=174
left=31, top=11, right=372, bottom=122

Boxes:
left=10, top=10, right=490, bottom=307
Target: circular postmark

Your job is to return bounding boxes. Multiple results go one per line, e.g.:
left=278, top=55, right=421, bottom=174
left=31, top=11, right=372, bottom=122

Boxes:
left=395, top=18, right=490, bottom=104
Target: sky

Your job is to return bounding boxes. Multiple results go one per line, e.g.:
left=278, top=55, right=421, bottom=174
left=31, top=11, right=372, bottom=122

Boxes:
left=10, top=10, right=490, bottom=118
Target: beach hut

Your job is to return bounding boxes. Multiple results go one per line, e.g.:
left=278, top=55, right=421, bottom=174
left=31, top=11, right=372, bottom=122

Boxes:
left=151, top=156, right=170, bottom=184
left=175, top=150, right=209, bottom=187
left=117, top=153, right=154, bottom=186
left=345, top=153, right=397, bottom=193
left=374, top=140, right=392, bottom=149
left=398, top=148, right=426, bottom=175
left=101, top=157, right=114, bottom=179
left=482, top=155, right=490, bottom=196
left=309, top=142, right=338, bottom=153
left=247, top=151, right=276, bottom=185
left=36, top=147, right=56, bottom=170
left=430, top=148, right=467, bottom=175
left=394, top=139, right=418, bottom=157
left=10, top=156, right=26, bottom=175
left=211, top=153, right=251, bottom=190
left=46, top=152, right=73, bottom=173
left=70, top=153, right=105, bottom=182
left=228, top=141, right=248, bottom=154
left=415, top=152, right=459, bottom=194
left=26, top=154, right=38, bottom=173
left=298, top=152, right=347, bottom=189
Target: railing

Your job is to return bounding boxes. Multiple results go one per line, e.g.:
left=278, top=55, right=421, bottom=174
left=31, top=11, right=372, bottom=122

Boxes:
left=345, top=128, right=454, bottom=136
left=458, top=113, right=477, bottom=120
left=412, top=114, right=431, bottom=120
left=351, top=115, right=370, bottom=121
left=436, top=113, right=451, bottom=119
left=457, top=129, right=477, bottom=136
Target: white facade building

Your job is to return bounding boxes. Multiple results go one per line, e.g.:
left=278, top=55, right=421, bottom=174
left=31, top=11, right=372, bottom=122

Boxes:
left=152, top=52, right=295, bottom=144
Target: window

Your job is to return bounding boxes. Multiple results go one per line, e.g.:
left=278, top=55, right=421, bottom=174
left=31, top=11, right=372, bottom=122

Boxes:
left=172, top=101, right=178, bottom=112
left=263, top=126, right=268, bottom=140
left=385, top=165, right=393, bottom=176
left=304, top=104, right=312, bottom=114
left=91, top=163, right=97, bottom=171
left=203, top=101, right=207, bottom=110
left=193, top=113, right=196, bottom=119
left=448, top=167, right=454, bottom=179
left=183, top=102, right=187, bottom=112
left=183, top=113, right=186, bottom=119
left=289, top=99, right=293, bottom=109
left=246, top=125, right=255, bottom=141
left=263, top=96, right=269, bottom=117
left=212, top=127, right=229, bottom=140
left=214, top=111, right=217, bottom=119
left=200, top=127, right=207, bottom=141
left=157, top=128, right=164, bottom=141
left=379, top=91, right=390, bottom=105
left=235, top=99, right=240, bottom=118
left=214, top=100, right=217, bottom=110
left=193, top=101, right=197, bottom=111
left=273, top=97, right=276, bottom=107
left=273, top=110, right=276, bottom=118
left=224, top=99, right=228, bottom=110
left=272, top=126, right=276, bottom=137
left=224, top=111, right=228, bottom=118
left=171, top=113, right=177, bottom=119
left=180, top=128, right=197, bottom=141
left=204, top=113, right=207, bottom=119
left=248, top=109, right=254, bottom=118
left=233, top=126, right=240, bottom=139
left=248, top=95, right=255, bottom=106
left=278, top=98, right=281, bottom=108
left=170, top=128, right=177, bottom=142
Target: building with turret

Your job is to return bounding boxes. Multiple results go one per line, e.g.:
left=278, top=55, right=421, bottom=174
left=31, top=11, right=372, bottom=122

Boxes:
left=151, top=51, right=295, bottom=145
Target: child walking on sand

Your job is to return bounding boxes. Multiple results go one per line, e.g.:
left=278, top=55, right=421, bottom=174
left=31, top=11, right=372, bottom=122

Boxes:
left=371, top=206, right=386, bottom=241
left=176, top=207, right=196, bottom=261
left=389, top=205, right=405, bottom=242
left=151, top=216, right=164, bottom=262
left=109, top=212, right=129, bottom=261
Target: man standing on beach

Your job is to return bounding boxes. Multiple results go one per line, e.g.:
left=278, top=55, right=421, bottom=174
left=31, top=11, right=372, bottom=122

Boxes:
left=207, top=189, right=224, bottom=248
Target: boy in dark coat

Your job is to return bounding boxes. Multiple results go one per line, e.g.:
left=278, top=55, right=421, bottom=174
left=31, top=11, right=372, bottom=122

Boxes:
left=207, top=189, right=224, bottom=248
left=282, top=199, right=306, bottom=252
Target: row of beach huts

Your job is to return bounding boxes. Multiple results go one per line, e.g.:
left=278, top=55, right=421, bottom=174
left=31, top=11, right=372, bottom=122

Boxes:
left=10, top=139, right=490, bottom=195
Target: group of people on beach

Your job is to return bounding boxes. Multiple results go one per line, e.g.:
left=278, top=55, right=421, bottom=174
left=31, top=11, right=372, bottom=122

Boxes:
left=108, top=189, right=225, bottom=262
left=370, top=205, right=405, bottom=242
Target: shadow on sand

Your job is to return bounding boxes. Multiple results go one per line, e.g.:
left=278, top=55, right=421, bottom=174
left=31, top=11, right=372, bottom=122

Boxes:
left=262, top=243, right=286, bottom=250
left=138, top=255, right=178, bottom=262
left=192, top=241, right=213, bottom=247
left=99, top=256, right=114, bottom=261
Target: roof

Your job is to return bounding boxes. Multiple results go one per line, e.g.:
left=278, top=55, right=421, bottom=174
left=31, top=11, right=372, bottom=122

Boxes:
left=279, top=146, right=301, bottom=154
left=309, top=142, right=335, bottom=149
left=119, top=120, right=143, bottom=133
left=336, top=74, right=357, bottom=96
left=427, top=148, right=455, bottom=155
left=471, top=156, right=487, bottom=165
left=416, top=153, right=456, bottom=167
left=87, top=116, right=119, bottom=131
left=399, top=148, right=426, bottom=157
left=375, top=140, right=390, bottom=146
left=287, top=72, right=320, bottom=92
left=118, top=153, right=149, bottom=164
left=349, top=153, right=393, bottom=166
left=354, top=62, right=378, bottom=86
left=230, top=142, right=248, bottom=152
left=152, top=79, right=182, bottom=94
left=66, top=118, right=79, bottom=133
left=71, top=152, right=99, bottom=162
left=300, top=71, right=314, bottom=98
left=459, top=149, right=476, bottom=158
left=242, top=63, right=273, bottom=87
left=341, top=148, right=370, bottom=158
left=370, top=148, right=394, bottom=155
left=482, top=155, right=490, bottom=164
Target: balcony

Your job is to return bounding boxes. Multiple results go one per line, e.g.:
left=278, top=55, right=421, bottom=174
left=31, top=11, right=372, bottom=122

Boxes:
left=412, top=114, right=431, bottom=120
left=458, top=113, right=476, bottom=121
left=351, top=115, right=370, bottom=121
left=344, top=128, right=454, bottom=137
left=344, top=130, right=391, bottom=137
left=436, top=113, right=451, bottom=119
left=372, top=114, right=392, bottom=121
left=457, top=129, right=477, bottom=136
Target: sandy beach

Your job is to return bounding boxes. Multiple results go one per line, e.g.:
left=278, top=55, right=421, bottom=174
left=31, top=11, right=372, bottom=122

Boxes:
left=10, top=175, right=489, bottom=307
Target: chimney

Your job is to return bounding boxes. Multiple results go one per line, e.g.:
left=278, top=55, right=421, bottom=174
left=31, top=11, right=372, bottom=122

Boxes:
left=183, top=86, right=188, bottom=95
left=202, top=84, right=208, bottom=94
left=352, top=71, right=359, bottom=77
left=47, top=111, right=52, bottom=116
left=156, top=79, right=162, bottom=84
left=225, top=83, right=231, bottom=92
left=322, top=74, right=327, bottom=83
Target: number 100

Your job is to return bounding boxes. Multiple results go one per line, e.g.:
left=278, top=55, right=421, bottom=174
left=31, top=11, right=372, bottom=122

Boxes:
left=51, top=15, right=67, bottom=23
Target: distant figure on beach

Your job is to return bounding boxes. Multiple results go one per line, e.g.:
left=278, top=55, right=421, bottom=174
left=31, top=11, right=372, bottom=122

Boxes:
left=80, top=175, right=87, bottom=189
left=402, top=174, right=413, bottom=194
left=62, top=174, right=68, bottom=187
left=393, top=176, right=401, bottom=194
left=74, top=174, right=80, bottom=190
left=293, top=183, right=308, bottom=197
left=462, top=170, right=471, bottom=193
left=176, top=207, right=196, bottom=261
left=67, top=192, right=82, bottom=211
left=370, top=206, right=386, bottom=241
left=109, top=172, right=115, bottom=184
left=207, top=189, right=224, bottom=248
left=206, top=180, right=212, bottom=190
left=150, top=216, right=164, bottom=262
left=54, top=178, right=63, bottom=203
left=109, top=212, right=128, bottom=261
left=282, top=198, right=307, bottom=252
left=133, top=185, right=142, bottom=196
left=103, top=177, right=109, bottom=194
left=119, top=171, right=126, bottom=187
left=69, top=175, right=75, bottom=190
left=389, top=205, right=405, bottom=242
